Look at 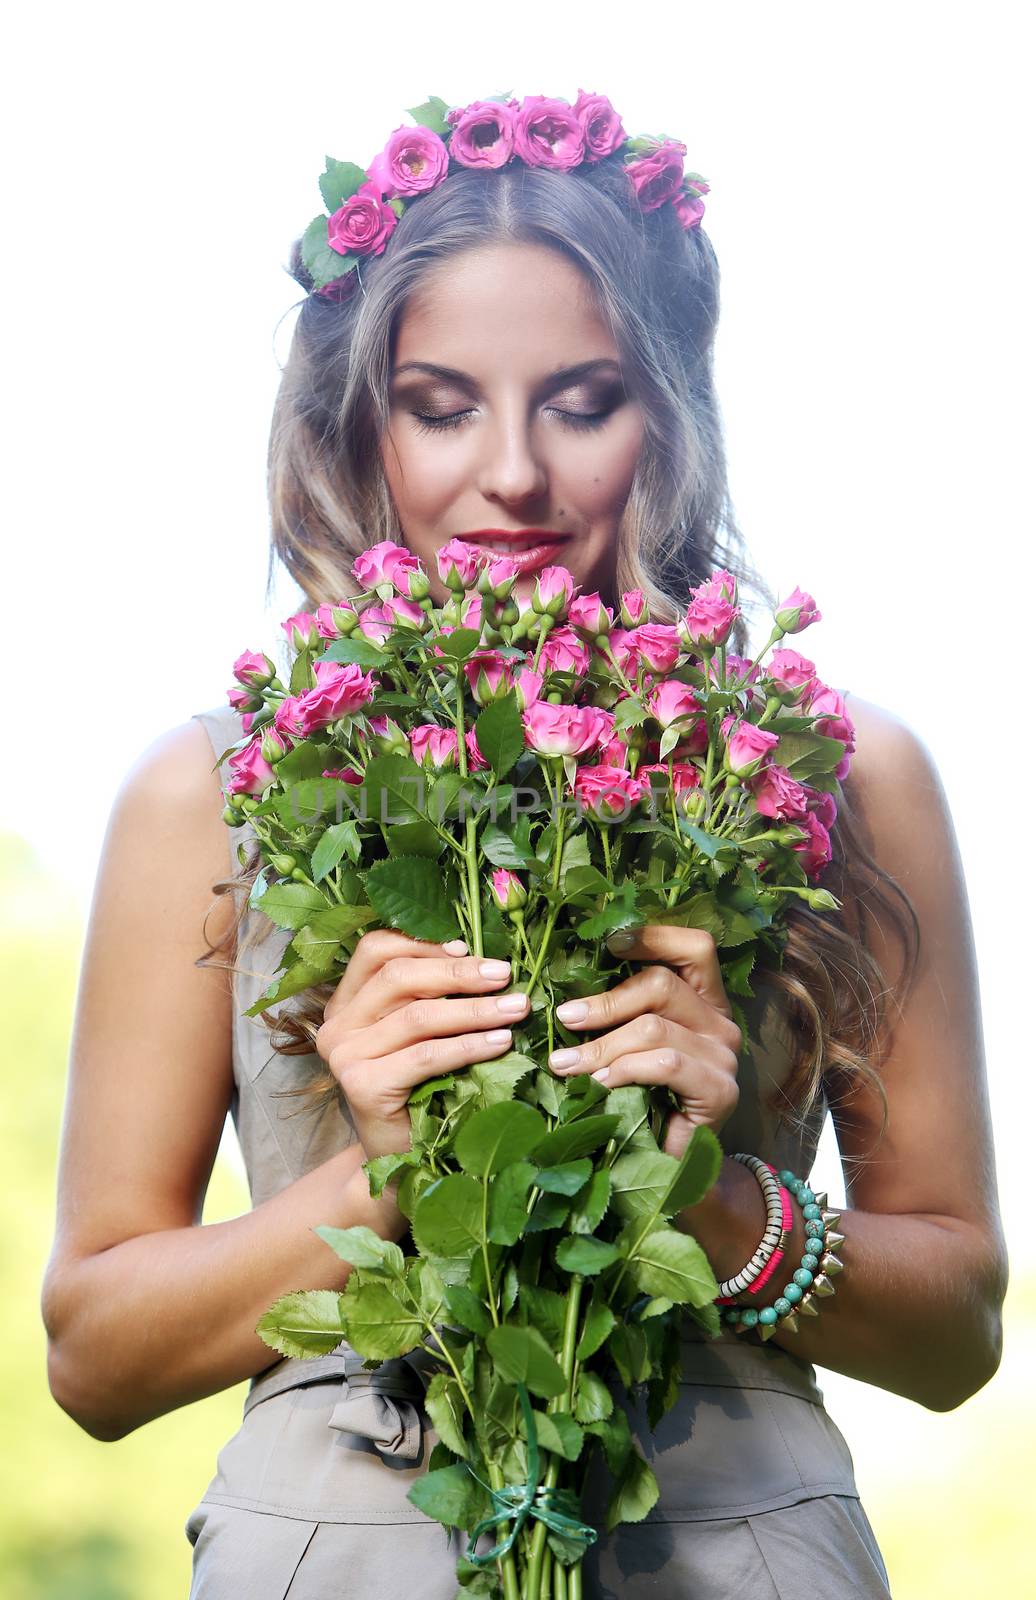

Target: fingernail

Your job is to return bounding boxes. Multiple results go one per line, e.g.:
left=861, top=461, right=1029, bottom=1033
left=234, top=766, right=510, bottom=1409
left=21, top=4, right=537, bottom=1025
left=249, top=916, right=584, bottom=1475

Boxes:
left=555, top=999, right=588, bottom=1024
left=444, top=938, right=469, bottom=955
left=591, top=1067, right=611, bottom=1084
left=549, top=1048, right=579, bottom=1068
left=607, top=930, right=635, bottom=951
left=496, top=993, right=528, bottom=1013
left=484, top=1028, right=512, bottom=1045
left=479, top=959, right=511, bottom=978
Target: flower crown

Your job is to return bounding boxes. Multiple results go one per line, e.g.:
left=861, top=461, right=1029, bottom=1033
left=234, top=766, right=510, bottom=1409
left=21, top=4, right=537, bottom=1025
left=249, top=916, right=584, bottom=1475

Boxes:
left=300, top=90, right=709, bottom=304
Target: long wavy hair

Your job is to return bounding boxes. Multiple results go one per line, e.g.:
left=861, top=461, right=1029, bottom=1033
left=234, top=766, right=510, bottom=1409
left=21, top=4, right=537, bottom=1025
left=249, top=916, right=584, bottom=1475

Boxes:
left=199, top=152, right=919, bottom=1170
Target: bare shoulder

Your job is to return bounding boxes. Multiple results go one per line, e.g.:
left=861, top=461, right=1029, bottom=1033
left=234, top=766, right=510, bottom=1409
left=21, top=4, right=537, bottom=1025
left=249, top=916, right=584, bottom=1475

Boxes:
left=841, top=691, right=951, bottom=871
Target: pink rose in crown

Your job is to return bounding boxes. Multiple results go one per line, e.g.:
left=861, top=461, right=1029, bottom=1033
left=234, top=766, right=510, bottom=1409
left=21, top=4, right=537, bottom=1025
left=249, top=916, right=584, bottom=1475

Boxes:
left=352, top=540, right=423, bottom=593
left=513, top=95, right=585, bottom=170
left=448, top=100, right=517, bottom=169
left=572, top=90, right=626, bottom=161
left=367, top=125, right=449, bottom=198
left=791, top=811, right=833, bottom=880
left=539, top=626, right=591, bottom=676
left=410, top=725, right=460, bottom=770
left=296, top=661, right=377, bottom=734
left=226, top=736, right=276, bottom=797
left=750, top=764, right=811, bottom=821
left=724, top=718, right=780, bottom=778
left=625, top=139, right=688, bottom=212
left=572, top=764, right=644, bottom=822
left=327, top=182, right=398, bottom=257
left=523, top=702, right=614, bottom=758
left=673, top=189, right=706, bottom=230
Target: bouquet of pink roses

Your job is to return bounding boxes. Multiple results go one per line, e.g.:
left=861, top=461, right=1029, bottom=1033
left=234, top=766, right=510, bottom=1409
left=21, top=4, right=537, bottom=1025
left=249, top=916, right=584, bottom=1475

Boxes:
left=217, top=540, right=853, bottom=1600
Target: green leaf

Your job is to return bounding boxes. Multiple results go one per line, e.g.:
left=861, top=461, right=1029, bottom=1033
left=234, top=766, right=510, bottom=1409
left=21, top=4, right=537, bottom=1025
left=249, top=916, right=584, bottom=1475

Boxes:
left=575, top=1299, right=617, bottom=1360
left=313, top=1224, right=404, bottom=1276
left=573, top=1370, right=613, bottom=1424
left=583, top=1403, right=632, bottom=1475
left=568, top=1167, right=612, bottom=1234
left=479, top=816, right=536, bottom=869
left=248, top=865, right=269, bottom=909
left=242, top=957, right=324, bottom=1017
left=605, top=1447, right=660, bottom=1534
left=301, top=212, right=358, bottom=291
left=532, top=1409, right=585, bottom=1462
left=385, top=818, right=444, bottom=859
left=255, top=1289, right=343, bottom=1357
left=532, top=1158, right=592, bottom=1196
left=525, top=1191, right=571, bottom=1233
left=321, top=636, right=392, bottom=669
left=519, top=1283, right=567, bottom=1348
left=619, top=1223, right=719, bottom=1307
left=311, top=819, right=361, bottom=881
left=436, top=626, right=483, bottom=660
left=318, top=157, right=369, bottom=213
left=423, top=1371, right=469, bottom=1458
left=722, top=945, right=756, bottom=999
left=289, top=647, right=316, bottom=695
left=607, top=1321, right=652, bottom=1387
left=678, top=822, right=732, bottom=860
left=666, top=1124, right=725, bottom=1213
left=554, top=1235, right=620, bottom=1276
left=290, top=904, right=373, bottom=974
left=362, top=855, right=459, bottom=942
left=474, top=691, right=525, bottom=779
left=360, top=752, right=430, bottom=826
left=406, top=1462, right=487, bottom=1529
left=444, top=1283, right=493, bottom=1337
left=254, top=880, right=327, bottom=930
left=775, top=728, right=848, bottom=778
left=362, top=1150, right=419, bottom=1199
left=487, top=1160, right=537, bottom=1246
left=608, top=1148, right=682, bottom=1219
left=599, top=1086, right=657, bottom=1154
left=339, top=1277, right=424, bottom=1359
left=467, top=1051, right=538, bottom=1107
left=271, top=777, right=356, bottom=832
left=486, top=1324, right=566, bottom=1399
left=531, top=1114, right=620, bottom=1167
left=405, top=95, right=452, bottom=135
left=412, top=1173, right=485, bottom=1256
left=454, top=1101, right=548, bottom=1177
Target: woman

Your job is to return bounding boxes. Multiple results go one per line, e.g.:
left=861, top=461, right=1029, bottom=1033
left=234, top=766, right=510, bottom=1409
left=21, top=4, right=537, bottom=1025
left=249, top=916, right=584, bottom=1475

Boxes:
left=42, top=92, right=1008, bottom=1598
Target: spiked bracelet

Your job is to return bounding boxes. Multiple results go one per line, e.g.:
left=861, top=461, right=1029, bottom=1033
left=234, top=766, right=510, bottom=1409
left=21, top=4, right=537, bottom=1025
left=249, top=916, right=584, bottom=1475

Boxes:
left=718, top=1162, right=845, bottom=1340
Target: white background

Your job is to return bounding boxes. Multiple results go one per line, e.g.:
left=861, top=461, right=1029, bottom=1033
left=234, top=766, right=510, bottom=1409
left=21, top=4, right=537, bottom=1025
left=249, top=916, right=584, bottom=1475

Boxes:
left=5, top=0, right=1033, bottom=1506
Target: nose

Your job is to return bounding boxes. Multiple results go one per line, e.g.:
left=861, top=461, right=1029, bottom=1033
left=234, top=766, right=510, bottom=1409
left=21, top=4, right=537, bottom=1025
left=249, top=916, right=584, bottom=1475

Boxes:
left=475, top=405, right=549, bottom=511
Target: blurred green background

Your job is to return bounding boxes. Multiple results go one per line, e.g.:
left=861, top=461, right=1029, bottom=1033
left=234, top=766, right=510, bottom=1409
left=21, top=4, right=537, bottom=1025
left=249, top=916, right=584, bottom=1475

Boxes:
left=4, top=830, right=1029, bottom=1599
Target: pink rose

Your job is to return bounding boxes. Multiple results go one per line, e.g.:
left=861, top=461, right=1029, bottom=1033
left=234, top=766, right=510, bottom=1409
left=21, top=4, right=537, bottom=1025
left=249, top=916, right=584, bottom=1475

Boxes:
left=490, top=867, right=527, bottom=912
left=572, top=89, right=626, bottom=161
left=296, top=661, right=377, bottom=733
left=382, top=594, right=426, bottom=631
left=316, top=272, right=359, bottom=304
left=724, top=651, right=761, bottom=685
left=572, top=764, right=644, bottom=822
left=724, top=719, right=780, bottom=777
left=523, top=702, right=614, bottom=758
left=620, top=589, right=649, bottom=628
left=624, top=623, right=681, bottom=674
left=447, top=100, right=517, bottom=169
left=232, top=649, right=275, bottom=690
left=810, top=790, right=838, bottom=830
left=681, top=571, right=740, bottom=649
left=464, top=650, right=512, bottom=704
left=567, top=592, right=614, bottom=639
left=750, top=763, right=811, bottom=821
left=352, top=539, right=422, bottom=593
left=437, top=537, right=486, bottom=590
left=513, top=96, right=585, bottom=170
left=225, top=736, right=276, bottom=796
left=647, top=680, right=702, bottom=729
left=355, top=603, right=394, bottom=644
left=598, top=734, right=631, bottom=767
left=367, top=125, right=449, bottom=198
left=282, top=610, right=321, bottom=651
left=806, top=684, right=856, bottom=780
left=625, top=139, right=687, bottom=211
left=513, top=667, right=544, bottom=709
left=532, top=564, right=577, bottom=617
left=321, top=765, right=363, bottom=785
left=273, top=696, right=310, bottom=739
left=327, top=181, right=398, bottom=258
left=672, top=189, right=706, bottom=230
left=775, top=587, right=822, bottom=634
left=466, top=727, right=490, bottom=772
left=480, top=552, right=521, bottom=595
left=791, top=811, right=833, bottom=881
left=410, top=724, right=459, bottom=770
left=768, top=648, right=817, bottom=701
left=539, top=626, right=591, bottom=677
left=227, top=685, right=259, bottom=715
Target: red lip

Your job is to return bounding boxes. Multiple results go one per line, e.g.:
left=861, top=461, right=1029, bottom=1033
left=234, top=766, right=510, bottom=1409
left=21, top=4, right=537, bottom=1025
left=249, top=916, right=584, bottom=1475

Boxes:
left=459, top=529, right=570, bottom=544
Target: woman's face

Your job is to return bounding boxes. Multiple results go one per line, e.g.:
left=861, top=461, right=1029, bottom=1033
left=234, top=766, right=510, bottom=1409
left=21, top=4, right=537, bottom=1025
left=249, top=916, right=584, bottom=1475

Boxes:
left=380, top=242, right=645, bottom=610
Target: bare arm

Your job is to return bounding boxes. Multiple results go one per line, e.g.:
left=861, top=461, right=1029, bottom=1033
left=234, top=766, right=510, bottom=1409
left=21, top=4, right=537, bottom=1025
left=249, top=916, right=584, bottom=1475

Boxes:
left=677, top=696, right=1009, bottom=1411
left=40, top=719, right=408, bottom=1443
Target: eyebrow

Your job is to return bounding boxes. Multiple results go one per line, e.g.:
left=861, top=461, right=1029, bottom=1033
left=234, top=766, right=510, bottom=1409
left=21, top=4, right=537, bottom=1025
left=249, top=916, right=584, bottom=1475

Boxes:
left=389, top=357, right=622, bottom=390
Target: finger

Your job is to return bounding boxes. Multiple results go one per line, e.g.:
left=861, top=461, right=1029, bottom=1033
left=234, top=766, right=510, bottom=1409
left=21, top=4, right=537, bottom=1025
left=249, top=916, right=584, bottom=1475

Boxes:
left=553, top=964, right=740, bottom=1049
left=325, top=931, right=493, bottom=1022
left=338, top=1023, right=519, bottom=1102
left=604, top=925, right=732, bottom=1017
left=348, top=985, right=530, bottom=1057
left=549, top=1015, right=737, bottom=1082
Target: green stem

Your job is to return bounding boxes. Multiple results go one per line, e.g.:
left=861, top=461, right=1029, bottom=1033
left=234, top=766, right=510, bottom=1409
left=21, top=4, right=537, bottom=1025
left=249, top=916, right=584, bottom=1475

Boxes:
left=523, top=1274, right=585, bottom=1600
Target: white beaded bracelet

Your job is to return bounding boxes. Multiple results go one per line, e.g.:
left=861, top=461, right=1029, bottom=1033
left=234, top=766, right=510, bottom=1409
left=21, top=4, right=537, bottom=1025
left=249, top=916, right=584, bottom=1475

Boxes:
left=713, top=1153, right=789, bottom=1299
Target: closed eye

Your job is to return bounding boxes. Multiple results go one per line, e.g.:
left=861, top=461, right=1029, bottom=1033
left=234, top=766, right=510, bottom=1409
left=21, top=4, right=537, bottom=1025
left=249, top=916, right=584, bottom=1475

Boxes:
left=411, top=407, right=614, bottom=436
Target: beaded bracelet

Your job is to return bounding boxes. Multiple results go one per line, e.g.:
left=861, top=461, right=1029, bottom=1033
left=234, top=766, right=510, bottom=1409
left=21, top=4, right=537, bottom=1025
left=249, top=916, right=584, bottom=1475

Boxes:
left=717, top=1163, right=845, bottom=1341
left=713, top=1154, right=789, bottom=1300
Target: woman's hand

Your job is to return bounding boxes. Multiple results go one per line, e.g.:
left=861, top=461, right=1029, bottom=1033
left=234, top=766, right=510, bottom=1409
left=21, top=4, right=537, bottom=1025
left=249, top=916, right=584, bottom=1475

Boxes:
left=314, top=929, right=529, bottom=1161
left=546, top=926, right=742, bottom=1159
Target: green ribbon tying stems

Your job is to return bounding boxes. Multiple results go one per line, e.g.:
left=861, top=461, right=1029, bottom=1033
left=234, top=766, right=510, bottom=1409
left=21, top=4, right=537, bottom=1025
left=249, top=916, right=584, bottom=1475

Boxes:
left=462, top=1381, right=599, bottom=1570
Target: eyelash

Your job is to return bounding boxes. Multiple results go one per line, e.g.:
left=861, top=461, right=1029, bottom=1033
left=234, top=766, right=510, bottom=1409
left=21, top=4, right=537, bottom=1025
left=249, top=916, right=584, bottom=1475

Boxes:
left=411, top=407, right=613, bottom=437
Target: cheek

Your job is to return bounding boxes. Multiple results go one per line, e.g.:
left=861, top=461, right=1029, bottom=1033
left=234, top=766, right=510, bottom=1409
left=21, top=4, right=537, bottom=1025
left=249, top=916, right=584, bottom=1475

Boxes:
left=556, top=419, right=643, bottom=513
left=382, top=429, right=474, bottom=517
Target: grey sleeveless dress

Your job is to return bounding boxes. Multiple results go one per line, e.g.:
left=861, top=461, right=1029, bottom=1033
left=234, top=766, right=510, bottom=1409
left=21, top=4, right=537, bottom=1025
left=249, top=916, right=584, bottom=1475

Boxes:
left=184, top=702, right=892, bottom=1599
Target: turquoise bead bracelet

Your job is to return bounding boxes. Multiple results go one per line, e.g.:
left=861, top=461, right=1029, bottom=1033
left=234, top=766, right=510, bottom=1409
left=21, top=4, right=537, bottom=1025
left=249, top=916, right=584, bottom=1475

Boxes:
left=720, top=1166, right=845, bottom=1340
